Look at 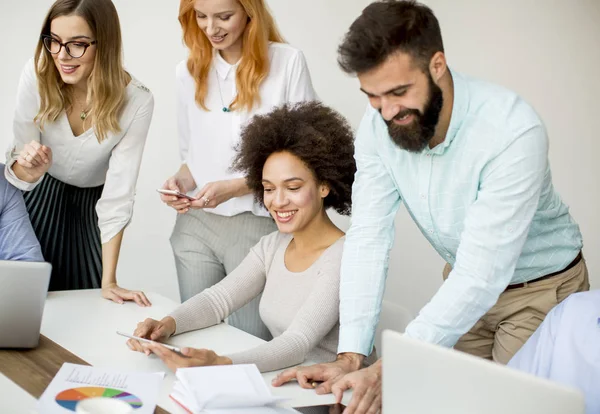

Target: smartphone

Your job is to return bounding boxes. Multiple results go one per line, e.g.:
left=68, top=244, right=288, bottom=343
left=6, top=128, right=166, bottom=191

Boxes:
left=117, top=331, right=183, bottom=354
left=156, top=188, right=197, bottom=201
left=305, top=405, right=345, bottom=413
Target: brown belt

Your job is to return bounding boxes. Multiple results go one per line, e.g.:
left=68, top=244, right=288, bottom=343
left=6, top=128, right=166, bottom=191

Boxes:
left=506, top=251, right=582, bottom=290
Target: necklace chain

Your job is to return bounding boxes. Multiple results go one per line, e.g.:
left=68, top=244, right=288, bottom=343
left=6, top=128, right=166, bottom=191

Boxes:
left=72, top=91, right=90, bottom=121
left=215, top=70, right=234, bottom=113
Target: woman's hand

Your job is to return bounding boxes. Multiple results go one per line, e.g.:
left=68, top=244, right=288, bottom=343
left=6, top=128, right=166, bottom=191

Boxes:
left=13, top=140, right=52, bottom=183
left=190, top=178, right=249, bottom=210
left=159, top=177, right=192, bottom=214
left=126, top=317, right=176, bottom=354
left=101, top=283, right=151, bottom=307
left=141, top=343, right=232, bottom=371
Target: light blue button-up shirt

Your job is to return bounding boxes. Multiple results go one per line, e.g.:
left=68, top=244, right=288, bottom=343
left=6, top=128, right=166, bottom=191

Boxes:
left=0, top=163, right=43, bottom=262
left=339, top=70, right=583, bottom=355
left=508, top=291, right=600, bottom=414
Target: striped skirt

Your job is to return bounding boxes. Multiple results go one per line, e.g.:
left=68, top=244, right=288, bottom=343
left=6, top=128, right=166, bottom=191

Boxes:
left=23, top=174, right=104, bottom=291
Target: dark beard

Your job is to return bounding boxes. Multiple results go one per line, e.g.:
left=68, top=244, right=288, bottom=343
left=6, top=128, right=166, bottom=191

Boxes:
left=383, top=75, right=444, bottom=153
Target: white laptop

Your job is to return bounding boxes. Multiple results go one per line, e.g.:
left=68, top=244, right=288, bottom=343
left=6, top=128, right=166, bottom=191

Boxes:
left=382, top=329, right=585, bottom=414
left=0, top=261, right=52, bottom=348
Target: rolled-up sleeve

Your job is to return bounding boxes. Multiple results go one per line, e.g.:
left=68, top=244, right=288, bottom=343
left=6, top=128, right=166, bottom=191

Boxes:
left=404, top=124, right=548, bottom=346
left=95, top=93, right=154, bottom=244
left=4, top=59, right=44, bottom=191
left=338, top=107, right=402, bottom=356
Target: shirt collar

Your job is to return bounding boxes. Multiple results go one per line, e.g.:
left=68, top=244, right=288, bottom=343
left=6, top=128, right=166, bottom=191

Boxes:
left=213, top=49, right=239, bottom=80
left=427, top=67, right=469, bottom=155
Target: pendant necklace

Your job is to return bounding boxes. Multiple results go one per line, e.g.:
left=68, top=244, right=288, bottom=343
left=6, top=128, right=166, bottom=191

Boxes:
left=73, top=92, right=90, bottom=121
left=215, top=70, right=234, bottom=113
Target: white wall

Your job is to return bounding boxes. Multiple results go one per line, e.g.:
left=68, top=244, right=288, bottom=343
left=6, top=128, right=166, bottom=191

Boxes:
left=0, top=1, right=598, bottom=318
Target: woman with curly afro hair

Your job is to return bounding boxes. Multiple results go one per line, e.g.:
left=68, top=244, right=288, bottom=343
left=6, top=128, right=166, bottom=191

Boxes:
left=128, top=101, right=375, bottom=380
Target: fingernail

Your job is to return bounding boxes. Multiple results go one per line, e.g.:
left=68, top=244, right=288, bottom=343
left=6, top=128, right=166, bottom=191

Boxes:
left=316, top=388, right=324, bottom=395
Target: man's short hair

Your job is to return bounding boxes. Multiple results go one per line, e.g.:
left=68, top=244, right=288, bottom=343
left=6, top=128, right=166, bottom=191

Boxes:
left=338, top=0, right=444, bottom=75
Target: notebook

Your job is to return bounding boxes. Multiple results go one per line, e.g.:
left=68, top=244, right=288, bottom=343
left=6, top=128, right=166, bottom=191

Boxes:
left=170, top=364, right=298, bottom=414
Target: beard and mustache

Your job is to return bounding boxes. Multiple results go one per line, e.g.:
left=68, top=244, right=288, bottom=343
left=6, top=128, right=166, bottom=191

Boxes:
left=382, top=74, right=444, bottom=153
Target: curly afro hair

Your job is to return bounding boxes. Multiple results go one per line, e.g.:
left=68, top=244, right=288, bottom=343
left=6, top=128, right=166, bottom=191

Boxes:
left=231, top=101, right=356, bottom=216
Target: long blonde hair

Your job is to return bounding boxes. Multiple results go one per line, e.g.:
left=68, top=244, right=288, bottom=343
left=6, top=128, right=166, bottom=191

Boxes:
left=178, top=0, right=284, bottom=112
left=34, top=0, right=130, bottom=142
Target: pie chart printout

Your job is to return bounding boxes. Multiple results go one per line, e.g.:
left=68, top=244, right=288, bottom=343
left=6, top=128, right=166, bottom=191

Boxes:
left=55, top=386, right=143, bottom=411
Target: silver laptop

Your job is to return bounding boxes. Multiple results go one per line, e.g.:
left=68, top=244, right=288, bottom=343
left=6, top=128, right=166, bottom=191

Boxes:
left=0, top=261, right=51, bottom=348
left=382, top=329, right=585, bottom=414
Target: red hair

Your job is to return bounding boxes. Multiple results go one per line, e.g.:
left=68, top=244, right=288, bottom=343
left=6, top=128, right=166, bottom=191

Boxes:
left=178, top=0, right=285, bottom=112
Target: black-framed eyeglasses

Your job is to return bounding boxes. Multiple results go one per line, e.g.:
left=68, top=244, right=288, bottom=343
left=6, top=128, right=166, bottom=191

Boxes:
left=41, top=35, right=97, bottom=58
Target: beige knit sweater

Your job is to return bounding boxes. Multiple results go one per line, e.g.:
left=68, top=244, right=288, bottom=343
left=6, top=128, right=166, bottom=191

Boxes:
left=169, top=231, right=345, bottom=372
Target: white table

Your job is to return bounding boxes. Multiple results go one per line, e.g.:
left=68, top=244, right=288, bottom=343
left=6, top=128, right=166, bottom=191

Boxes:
left=40, top=290, right=342, bottom=413
left=0, top=372, right=37, bottom=414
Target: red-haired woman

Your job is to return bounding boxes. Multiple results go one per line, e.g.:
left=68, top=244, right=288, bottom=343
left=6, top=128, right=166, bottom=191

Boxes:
left=159, top=0, right=317, bottom=340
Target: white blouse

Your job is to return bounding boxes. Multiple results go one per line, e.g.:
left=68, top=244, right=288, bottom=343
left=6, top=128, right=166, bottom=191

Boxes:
left=4, top=59, right=154, bottom=244
left=177, top=42, right=318, bottom=217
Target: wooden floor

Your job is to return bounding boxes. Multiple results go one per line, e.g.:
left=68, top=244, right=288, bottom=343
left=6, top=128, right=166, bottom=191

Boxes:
left=0, top=335, right=169, bottom=413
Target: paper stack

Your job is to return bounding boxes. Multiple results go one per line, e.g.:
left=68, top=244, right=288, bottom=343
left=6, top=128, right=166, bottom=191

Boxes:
left=170, top=364, right=299, bottom=414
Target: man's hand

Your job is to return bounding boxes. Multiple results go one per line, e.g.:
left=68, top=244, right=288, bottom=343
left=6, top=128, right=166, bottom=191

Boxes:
left=331, top=359, right=382, bottom=414
left=271, top=353, right=364, bottom=395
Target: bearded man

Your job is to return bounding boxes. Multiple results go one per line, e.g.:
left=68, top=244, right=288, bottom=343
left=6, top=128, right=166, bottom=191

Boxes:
left=272, top=2, right=589, bottom=413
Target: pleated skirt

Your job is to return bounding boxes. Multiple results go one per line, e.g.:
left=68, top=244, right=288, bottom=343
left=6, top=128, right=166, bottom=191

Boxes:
left=23, top=174, right=104, bottom=291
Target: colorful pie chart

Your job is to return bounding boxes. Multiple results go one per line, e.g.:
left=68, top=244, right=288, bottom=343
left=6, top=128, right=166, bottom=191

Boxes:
left=55, top=387, right=143, bottom=411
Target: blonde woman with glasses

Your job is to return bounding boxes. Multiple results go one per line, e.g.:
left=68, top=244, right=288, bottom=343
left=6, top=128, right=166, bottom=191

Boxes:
left=159, top=0, right=317, bottom=340
left=4, top=0, right=154, bottom=306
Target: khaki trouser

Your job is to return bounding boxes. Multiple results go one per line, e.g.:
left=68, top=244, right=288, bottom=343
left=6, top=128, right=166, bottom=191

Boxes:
left=443, top=256, right=590, bottom=364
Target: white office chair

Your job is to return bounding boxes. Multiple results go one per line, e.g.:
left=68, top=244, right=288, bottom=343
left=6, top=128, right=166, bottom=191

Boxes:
left=374, top=300, right=413, bottom=354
